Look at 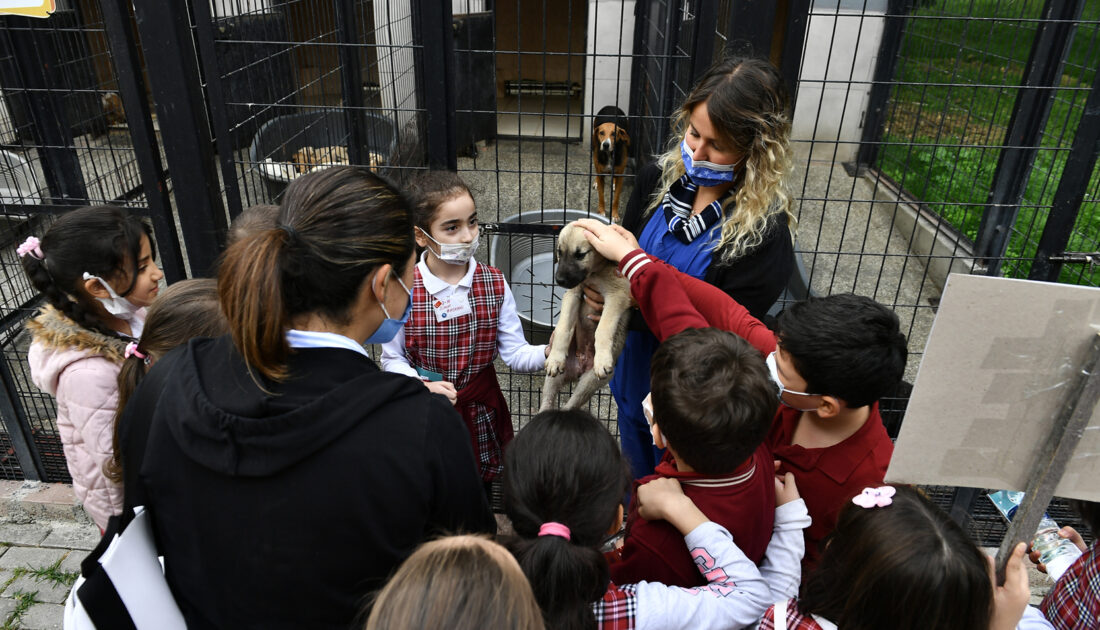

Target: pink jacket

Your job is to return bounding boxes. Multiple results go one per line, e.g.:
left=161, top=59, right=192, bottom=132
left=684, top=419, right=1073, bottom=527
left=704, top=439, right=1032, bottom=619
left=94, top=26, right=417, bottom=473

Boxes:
left=26, top=305, right=141, bottom=530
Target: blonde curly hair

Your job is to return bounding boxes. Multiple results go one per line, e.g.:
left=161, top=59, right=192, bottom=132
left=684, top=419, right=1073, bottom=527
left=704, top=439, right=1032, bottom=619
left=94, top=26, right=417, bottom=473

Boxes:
left=646, top=57, right=796, bottom=262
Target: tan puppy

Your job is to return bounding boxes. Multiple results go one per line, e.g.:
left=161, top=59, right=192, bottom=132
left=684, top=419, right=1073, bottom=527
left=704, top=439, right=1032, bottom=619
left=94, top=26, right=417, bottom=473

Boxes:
left=540, top=222, right=632, bottom=411
left=592, top=105, right=630, bottom=222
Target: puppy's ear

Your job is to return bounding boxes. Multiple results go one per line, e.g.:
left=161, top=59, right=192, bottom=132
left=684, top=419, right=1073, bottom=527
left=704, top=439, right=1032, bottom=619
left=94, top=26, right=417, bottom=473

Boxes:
left=592, top=126, right=600, bottom=152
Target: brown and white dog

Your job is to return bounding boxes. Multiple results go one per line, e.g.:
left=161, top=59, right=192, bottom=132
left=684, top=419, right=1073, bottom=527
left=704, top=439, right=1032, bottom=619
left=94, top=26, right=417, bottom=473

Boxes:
left=592, top=105, right=630, bottom=222
left=539, top=222, right=632, bottom=411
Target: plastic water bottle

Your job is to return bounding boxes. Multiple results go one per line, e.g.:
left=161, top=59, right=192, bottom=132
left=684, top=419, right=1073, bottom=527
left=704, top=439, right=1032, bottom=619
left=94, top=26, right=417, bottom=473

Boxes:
left=1032, top=516, right=1084, bottom=581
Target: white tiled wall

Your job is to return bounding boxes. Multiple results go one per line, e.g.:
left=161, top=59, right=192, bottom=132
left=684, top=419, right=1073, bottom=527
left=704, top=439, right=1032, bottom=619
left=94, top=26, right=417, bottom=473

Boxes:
left=584, top=0, right=635, bottom=120
left=793, top=0, right=887, bottom=161
left=210, top=0, right=270, bottom=17
left=373, top=0, right=418, bottom=130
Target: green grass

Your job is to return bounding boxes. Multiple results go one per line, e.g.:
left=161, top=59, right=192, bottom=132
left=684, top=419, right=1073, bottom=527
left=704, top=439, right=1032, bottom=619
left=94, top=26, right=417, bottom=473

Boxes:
left=874, top=0, right=1100, bottom=286
left=0, top=557, right=80, bottom=629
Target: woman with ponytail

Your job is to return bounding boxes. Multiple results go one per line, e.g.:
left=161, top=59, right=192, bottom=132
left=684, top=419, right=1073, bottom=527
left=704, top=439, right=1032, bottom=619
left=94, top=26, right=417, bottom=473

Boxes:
left=598, top=56, right=797, bottom=479
left=503, top=409, right=810, bottom=630
left=104, top=278, right=227, bottom=487
left=117, top=166, right=495, bottom=629
left=19, top=205, right=163, bottom=530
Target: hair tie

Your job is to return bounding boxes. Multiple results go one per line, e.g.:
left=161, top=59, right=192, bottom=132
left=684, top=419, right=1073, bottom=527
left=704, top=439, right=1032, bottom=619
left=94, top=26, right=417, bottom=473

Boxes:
left=537, top=522, right=571, bottom=541
left=124, top=342, right=148, bottom=363
left=278, top=224, right=298, bottom=243
left=852, top=486, right=895, bottom=509
left=17, top=236, right=43, bottom=260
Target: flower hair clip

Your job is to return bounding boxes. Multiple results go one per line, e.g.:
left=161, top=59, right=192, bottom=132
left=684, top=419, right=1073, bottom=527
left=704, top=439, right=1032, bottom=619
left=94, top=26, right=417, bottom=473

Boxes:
left=852, top=486, right=895, bottom=508
left=17, top=236, right=43, bottom=260
left=124, top=342, right=149, bottom=364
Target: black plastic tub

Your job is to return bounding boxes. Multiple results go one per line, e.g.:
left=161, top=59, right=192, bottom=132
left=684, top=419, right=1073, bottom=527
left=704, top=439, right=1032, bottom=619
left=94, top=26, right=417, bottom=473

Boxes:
left=248, top=109, right=397, bottom=200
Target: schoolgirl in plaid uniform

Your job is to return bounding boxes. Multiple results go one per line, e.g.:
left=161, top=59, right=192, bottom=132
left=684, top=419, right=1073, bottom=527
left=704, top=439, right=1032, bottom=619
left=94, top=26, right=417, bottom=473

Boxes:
left=758, top=485, right=1056, bottom=630
left=504, top=409, right=810, bottom=630
left=1039, top=500, right=1099, bottom=630
left=381, top=171, right=545, bottom=484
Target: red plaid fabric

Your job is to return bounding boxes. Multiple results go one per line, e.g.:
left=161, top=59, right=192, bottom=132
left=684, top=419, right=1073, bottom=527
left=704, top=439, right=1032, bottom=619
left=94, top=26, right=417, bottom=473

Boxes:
left=758, top=600, right=831, bottom=630
left=403, top=263, right=508, bottom=480
left=1041, top=544, right=1100, bottom=630
left=593, top=583, right=637, bottom=630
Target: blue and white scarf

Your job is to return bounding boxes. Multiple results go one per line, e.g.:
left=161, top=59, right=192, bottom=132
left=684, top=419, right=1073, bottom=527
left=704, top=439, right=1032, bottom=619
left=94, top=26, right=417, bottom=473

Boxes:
left=661, top=174, right=734, bottom=244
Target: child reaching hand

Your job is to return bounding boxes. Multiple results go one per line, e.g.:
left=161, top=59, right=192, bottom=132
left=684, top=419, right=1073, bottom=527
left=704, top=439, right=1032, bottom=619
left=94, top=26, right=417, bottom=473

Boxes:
left=504, top=408, right=811, bottom=630
left=18, top=206, right=163, bottom=530
left=577, top=218, right=906, bottom=575
left=759, top=484, right=1054, bottom=630
left=381, top=171, right=547, bottom=488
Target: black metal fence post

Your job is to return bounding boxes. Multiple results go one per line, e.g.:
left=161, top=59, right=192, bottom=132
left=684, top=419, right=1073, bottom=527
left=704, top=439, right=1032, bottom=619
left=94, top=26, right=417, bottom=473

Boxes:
left=974, top=0, right=1084, bottom=276
left=100, top=0, right=186, bottom=283
left=1028, top=71, right=1100, bottom=283
left=334, top=0, right=366, bottom=167
left=689, top=1, right=718, bottom=82
left=132, top=0, right=228, bottom=276
left=190, top=0, right=246, bottom=222
left=414, top=0, right=456, bottom=170
left=5, top=18, right=87, bottom=204
left=777, top=0, right=812, bottom=111
left=0, top=359, right=42, bottom=481
left=855, top=0, right=909, bottom=171
left=723, top=0, right=778, bottom=60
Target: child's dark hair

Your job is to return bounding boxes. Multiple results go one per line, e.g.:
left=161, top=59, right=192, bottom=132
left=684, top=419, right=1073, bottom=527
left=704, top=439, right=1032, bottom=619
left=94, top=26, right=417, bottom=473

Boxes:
left=405, top=169, right=472, bottom=232
left=218, top=166, right=414, bottom=382
left=800, top=485, right=993, bottom=630
left=776, top=294, right=908, bottom=408
left=503, top=409, right=631, bottom=630
left=105, top=278, right=228, bottom=483
left=649, top=328, right=777, bottom=474
left=20, top=205, right=155, bottom=337
left=227, top=204, right=279, bottom=247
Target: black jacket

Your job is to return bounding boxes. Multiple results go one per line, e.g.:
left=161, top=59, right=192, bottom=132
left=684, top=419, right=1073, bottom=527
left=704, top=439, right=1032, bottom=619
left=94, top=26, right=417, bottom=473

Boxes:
left=622, top=162, right=794, bottom=321
left=120, top=334, right=495, bottom=630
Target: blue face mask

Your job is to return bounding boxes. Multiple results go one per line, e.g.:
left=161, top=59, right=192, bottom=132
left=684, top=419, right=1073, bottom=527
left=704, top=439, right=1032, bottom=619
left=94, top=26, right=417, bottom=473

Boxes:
left=680, top=138, right=741, bottom=188
left=364, top=272, right=412, bottom=345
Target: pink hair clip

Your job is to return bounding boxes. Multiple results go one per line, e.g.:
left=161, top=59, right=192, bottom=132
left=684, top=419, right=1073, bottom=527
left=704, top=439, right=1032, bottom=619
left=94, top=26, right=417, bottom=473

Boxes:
left=852, top=486, right=896, bottom=508
left=124, top=342, right=147, bottom=362
left=537, top=521, right=571, bottom=541
left=16, top=236, right=43, bottom=260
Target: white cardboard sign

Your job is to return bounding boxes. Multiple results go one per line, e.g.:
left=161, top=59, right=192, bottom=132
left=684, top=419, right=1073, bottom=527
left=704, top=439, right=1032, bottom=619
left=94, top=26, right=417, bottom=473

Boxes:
left=886, top=273, right=1100, bottom=502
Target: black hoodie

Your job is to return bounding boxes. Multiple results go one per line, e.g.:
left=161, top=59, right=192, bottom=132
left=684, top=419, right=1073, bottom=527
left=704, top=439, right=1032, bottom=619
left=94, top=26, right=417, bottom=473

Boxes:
left=119, top=334, right=495, bottom=630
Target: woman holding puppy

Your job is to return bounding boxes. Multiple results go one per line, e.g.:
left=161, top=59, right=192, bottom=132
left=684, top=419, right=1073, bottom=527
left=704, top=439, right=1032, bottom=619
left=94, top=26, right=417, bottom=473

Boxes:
left=600, top=56, right=797, bottom=479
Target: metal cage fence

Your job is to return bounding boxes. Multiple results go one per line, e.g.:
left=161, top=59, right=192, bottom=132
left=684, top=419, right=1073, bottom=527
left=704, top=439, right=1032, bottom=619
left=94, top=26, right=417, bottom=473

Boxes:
left=0, top=0, right=1094, bottom=540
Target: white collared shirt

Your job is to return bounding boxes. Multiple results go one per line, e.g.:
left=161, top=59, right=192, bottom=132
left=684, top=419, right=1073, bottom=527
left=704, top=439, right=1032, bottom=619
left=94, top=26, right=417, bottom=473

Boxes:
left=380, top=253, right=546, bottom=378
left=287, top=328, right=369, bottom=358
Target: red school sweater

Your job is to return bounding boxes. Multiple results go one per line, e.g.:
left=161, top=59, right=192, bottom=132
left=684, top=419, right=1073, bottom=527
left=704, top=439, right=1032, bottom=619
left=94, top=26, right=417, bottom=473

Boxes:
left=619, top=250, right=894, bottom=576
left=609, top=444, right=775, bottom=587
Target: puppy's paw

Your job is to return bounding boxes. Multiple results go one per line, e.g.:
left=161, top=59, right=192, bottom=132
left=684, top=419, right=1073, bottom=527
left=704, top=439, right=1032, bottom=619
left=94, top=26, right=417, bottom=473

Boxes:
left=591, top=179, right=599, bottom=190
left=546, top=353, right=567, bottom=377
left=593, top=353, right=615, bottom=380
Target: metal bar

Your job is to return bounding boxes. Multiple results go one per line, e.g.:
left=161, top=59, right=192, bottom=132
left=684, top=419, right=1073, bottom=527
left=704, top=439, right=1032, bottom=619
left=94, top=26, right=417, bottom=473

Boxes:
left=414, top=0, right=456, bottom=169
left=689, top=0, right=718, bottom=82
left=856, top=0, right=910, bottom=170
left=99, top=0, right=186, bottom=284
left=974, top=0, right=1084, bottom=276
left=724, top=0, right=778, bottom=59
left=0, top=355, right=42, bottom=481
left=5, top=18, right=87, bottom=204
left=334, top=0, right=366, bottom=167
left=1028, top=70, right=1100, bottom=283
left=132, top=0, right=228, bottom=276
left=994, top=332, right=1100, bottom=582
left=190, top=0, right=246, bottom=222
left=777, top=0, right=812, bottom=111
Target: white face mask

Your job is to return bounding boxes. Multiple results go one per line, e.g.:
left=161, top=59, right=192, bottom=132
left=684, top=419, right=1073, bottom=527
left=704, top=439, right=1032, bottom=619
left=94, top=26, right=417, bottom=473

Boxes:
left=83, top=272, right=143, bottom=328
left=420, top=229, right=479, bottom=265
left=765, top=351, right=819, bottom=412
